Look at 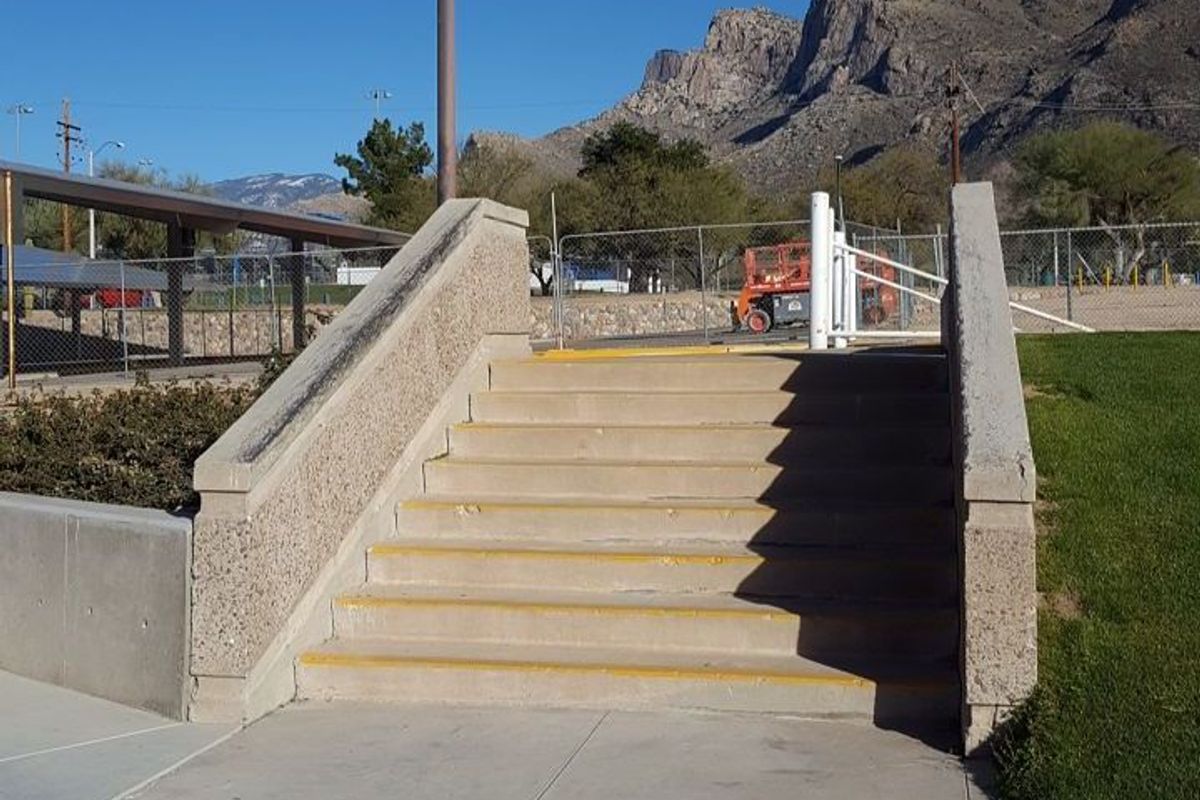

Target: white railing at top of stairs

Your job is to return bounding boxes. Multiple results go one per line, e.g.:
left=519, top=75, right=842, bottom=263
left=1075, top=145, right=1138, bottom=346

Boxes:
left=807, top=192, right=1094, bottom=351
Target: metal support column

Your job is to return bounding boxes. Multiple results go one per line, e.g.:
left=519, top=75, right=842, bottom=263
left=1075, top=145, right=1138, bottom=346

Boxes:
left=290, top=237, right=307, bottom=351
left=697, top=227, right=709, bottom=343
left=809, top=193, right=832, bottom=350
left=437, top=0, right=458, bottom=205
left=166, top=222, right=194, bottom=366
left=3, top=171, right=16, bottom=388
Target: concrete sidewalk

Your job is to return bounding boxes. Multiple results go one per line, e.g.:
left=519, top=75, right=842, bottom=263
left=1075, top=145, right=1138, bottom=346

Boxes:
left=0, top=671, right=233, bottom=800
left=1, top=670, right=994, bottom=800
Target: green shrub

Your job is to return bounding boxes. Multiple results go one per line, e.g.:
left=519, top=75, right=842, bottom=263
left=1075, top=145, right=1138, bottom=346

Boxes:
left=0, top=382, right=258, bottom=513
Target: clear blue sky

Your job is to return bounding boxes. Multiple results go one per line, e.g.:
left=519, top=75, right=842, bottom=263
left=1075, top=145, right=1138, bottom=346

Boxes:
left=5, top=0, right=808, bottom=182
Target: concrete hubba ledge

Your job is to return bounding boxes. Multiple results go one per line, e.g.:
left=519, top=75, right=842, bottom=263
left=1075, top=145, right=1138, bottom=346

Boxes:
left=944, top=183, right=1038, bottom=754
left=0, top=492, right=191, bottom=719
left=190, top=199, right=531, bottom=722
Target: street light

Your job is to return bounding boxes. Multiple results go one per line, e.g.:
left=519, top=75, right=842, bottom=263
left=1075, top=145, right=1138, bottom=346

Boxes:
left=366, top=89, right=392, bottom=120
left=6, top=104, right=34, bottom=161
left=88, top=140, right=125, bottom=258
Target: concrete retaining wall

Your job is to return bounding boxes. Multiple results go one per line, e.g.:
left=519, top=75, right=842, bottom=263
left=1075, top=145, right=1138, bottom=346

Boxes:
left=945, top=183, right=1039, bottom=753
left=531, top=293, right=738, bottom=341
left=0, top=492, right=191, bottom=719
left=190, top=199, right=531, bottom=721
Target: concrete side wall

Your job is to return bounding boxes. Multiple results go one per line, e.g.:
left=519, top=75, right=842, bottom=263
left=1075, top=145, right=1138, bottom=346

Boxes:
left=946, top=183, right=1039, bottom=754
left=531, top=293, right=738, bottom=341
left=190, top=199, right=530, bottom=718
left=0, top=492, right=191, bottom=719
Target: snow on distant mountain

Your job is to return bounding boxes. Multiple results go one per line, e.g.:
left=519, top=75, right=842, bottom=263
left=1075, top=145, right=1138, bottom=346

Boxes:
left=209, top=173, right=343, bottom=210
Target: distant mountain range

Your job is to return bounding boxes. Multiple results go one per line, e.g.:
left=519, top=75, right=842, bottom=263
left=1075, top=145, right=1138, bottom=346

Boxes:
left=209, top=173, right=341, bottom=209
left=208, top=172, right=371, bottom=223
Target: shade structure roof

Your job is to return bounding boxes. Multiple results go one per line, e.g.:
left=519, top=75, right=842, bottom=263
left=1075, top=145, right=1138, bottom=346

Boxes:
left=0, top=161, right=407, bottom=249
left=3, top=245, right=179, bottom=291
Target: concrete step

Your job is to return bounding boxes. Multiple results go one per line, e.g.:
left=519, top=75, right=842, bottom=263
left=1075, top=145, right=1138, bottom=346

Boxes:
left=297, top=639, right=959, bottom=724
left=490, top=354, right=948, bottom=394
left=396, top=496, right=956, bottom=548
left=470, top=390, right=950, bottom=427
left=448, top=423, right=952, bottom=465
left=331, top=586, right=958, bottom=659
left=423, top=459, right=954, bottom=503
left=367, top=539, right=958, bottom=602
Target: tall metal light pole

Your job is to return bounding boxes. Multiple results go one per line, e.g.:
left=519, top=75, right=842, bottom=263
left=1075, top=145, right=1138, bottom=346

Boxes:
left=366, top=89, right=392, bottom=120
left=437, top=0, right=458, bottom=205
left=88, top=140, right=125, bottom=259
left=6, top=104, right=33, bottom=161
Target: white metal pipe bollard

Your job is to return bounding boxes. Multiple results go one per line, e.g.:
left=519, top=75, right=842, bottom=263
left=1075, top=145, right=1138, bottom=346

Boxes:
left=844, top=244, right=858, bottom=339
left=809, top=193, right=832, bottom=350
left=833, top=230, right=848, bottom=349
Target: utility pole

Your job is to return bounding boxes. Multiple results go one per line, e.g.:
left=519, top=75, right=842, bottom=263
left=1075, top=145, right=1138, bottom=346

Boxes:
left=947, top=64, right=963, bottom=185
left=437, top=0, right=458, bottom=205
left=56, top=98, right=82, bottom=251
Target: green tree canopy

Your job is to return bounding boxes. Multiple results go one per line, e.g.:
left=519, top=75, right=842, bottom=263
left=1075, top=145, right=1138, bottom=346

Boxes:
left=335, top=120, right=435, bottom=231
left=574, top=122, right=748, bottom=231
left=1017, top=121, right=1200, bottom=228
left=837, top=145, right=949, bottom=234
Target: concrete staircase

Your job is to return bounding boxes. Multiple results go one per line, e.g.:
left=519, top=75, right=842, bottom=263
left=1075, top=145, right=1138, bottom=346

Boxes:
left=298, top=348, right=959, bottom=730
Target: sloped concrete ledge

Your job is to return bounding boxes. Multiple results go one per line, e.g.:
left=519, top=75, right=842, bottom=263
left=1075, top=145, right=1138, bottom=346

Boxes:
left=0, top=492, right=191, bottom=719
left=946, top=183, right=1038, bottom=753
left=190, top=199, right=530, bottom=720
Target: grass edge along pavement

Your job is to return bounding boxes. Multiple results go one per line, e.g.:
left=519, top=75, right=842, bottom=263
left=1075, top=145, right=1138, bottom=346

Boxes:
left=996, top=333, right=1200, bottom=800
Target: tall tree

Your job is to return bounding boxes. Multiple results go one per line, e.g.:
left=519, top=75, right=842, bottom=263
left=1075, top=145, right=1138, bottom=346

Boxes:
left=335, top=120, right=435, bottom=231
left=1018, top=121, right=1200, bottom=228
left=1018, top=122, right=1200, bottom=279
left=837, top=145, right=949, bottom=234
left=576, top=122, right=747, bottom=231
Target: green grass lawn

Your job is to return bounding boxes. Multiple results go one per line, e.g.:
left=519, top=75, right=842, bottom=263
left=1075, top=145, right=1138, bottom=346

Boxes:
left=998, top=333, right=1200, bottom=799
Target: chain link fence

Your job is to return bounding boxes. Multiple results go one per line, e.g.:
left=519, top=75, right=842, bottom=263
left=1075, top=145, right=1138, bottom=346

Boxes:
left=2, top=244, right=404, bottom=379
left=547, top=220, right=896, bottom=344
left=858, top=222, right=1200, bottom=333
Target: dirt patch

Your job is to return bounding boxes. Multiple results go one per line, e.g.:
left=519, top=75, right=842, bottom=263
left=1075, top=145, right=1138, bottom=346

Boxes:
left=1039, top=590, right=1084, bottom=620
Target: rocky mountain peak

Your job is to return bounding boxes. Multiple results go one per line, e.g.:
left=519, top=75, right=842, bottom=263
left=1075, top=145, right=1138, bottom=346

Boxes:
left=521, top=1, right=1200, bottom=194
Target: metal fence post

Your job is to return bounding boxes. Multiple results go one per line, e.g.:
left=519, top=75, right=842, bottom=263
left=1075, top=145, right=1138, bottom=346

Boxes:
left=1066, top=230, right=1074, bottom=322
left=3, top=170, right=16, bottom=389
left=119, top=260, right=130, bottom=376
left=697, top=227, right=709, bottom=343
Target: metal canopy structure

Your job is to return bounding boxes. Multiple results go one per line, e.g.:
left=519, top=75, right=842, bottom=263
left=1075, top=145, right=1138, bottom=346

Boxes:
left=1, top=161, right=409, bottom=375
left=0, top=160, right=406, bottom=249
left=3, top=245, right=175, bottom=291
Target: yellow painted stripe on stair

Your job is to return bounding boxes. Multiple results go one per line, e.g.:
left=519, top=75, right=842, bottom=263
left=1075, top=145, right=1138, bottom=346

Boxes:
left=369, top=544, right=763, bottom=567
left=336, top=595, right=796, bottom=621
left=298, top=652, right=871, bottom=688
left=399, top=498, right=775, bottom=516
left=530, top=343, right=810, bottom=361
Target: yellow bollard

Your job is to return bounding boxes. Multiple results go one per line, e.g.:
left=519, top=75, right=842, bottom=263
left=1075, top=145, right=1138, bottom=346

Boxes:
left=1165, top=262, right=1171, bottom=288
left=1105, top=267, right=1111, bottom=289
left=1078, top=267, right=1084, bottom=291
left=1134, top=265, right=1140, bottom=289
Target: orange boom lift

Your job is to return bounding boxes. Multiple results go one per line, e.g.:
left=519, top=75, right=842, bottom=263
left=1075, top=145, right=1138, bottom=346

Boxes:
left=734, top=241, right=901, bottom=334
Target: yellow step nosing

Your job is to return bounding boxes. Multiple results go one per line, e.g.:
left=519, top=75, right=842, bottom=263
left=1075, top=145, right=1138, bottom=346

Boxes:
left=368, top=545, right=763, bottom=567
left=451, top=422, right=785, bottom=433
left=335, top=595, right=797, bottom=622
left=298, top=652, right=868, bottom=688
left=398, top=499, right=776, bottom=516
left=527, top=343, right=811, bottom=361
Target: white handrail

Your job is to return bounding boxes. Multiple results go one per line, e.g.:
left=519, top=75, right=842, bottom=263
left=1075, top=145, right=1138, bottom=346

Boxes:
left=851, top=268, right=943, bottom=306
left=837, top=244, right=950, bottom=286
left=1009, top=301, right=1096, bottom=333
